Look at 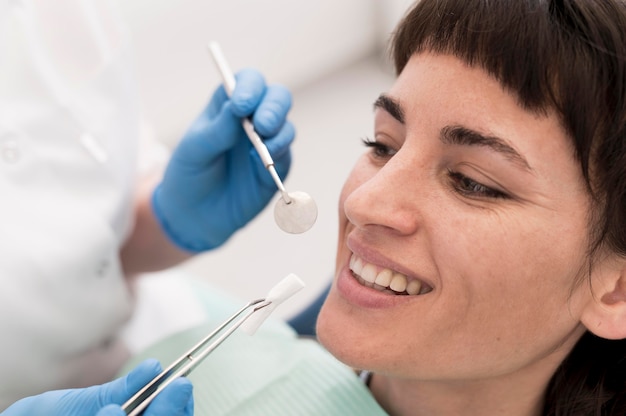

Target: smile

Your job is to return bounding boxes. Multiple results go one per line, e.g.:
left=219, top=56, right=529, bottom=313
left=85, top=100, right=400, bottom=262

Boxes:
left=349, top=254, right=432, bottom=295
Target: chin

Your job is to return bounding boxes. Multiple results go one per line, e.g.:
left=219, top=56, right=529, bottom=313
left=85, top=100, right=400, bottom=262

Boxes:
left=316, top=291, right=368, bottom=370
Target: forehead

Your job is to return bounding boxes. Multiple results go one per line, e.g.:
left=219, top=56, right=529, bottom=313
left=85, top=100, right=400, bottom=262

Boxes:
left=386, top=53, right=570, bottom=151
left=389, top=53, right=531, bottom=127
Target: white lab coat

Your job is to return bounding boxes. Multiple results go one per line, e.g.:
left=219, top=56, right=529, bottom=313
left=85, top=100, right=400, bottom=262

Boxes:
left=0, top=0, right=151, bottom=408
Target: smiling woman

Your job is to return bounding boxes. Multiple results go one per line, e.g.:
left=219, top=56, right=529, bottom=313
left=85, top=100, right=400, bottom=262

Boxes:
left=316, top=0, right=626, bottom=415
left=108, top=1, right=626, bottom=414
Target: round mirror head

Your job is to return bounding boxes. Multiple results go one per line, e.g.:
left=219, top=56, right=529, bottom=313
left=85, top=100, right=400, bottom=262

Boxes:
left=274, top=191, right=318, bottom=234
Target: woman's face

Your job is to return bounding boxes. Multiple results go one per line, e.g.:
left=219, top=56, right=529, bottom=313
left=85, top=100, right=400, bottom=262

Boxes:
left=317, top=52, right=597, bottom=384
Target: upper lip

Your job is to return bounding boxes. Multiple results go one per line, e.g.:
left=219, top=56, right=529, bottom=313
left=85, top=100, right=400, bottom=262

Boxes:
left=346, top=234, right=434, bottom=290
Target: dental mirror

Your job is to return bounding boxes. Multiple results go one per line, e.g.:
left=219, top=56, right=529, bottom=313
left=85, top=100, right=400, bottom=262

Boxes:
left=274, top=191, right=318, bottom=234
left=208, top=41, right=318, bottom=234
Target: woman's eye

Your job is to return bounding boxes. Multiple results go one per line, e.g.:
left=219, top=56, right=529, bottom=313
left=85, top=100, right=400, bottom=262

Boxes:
left=361, top=137, right=397, bottom=159
left=448, top=170, right=508, bottom=199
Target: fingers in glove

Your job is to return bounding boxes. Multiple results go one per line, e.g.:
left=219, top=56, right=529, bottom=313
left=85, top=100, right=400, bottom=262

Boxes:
left=253, top=121, right=295, bottom=188
left=252, top=84, right=292, bottom=137
left=97, top=359, right=162, bottom=406
left=123, top=359, right=163, bottom=398
left=95, top=404, right=126, bottom=416
left=177, top=102, right=244, bottom=167
left=230, top=68, right=267, bottom=118
left=144, top=377, right=194, bottom=416
left=263, top=120, right=295, bottom=162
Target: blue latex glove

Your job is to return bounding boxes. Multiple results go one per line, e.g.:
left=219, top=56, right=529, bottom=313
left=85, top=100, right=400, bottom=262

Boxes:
left=153, top=68, right=295, bottom=252
left=1, top=359, right=193, bottom=416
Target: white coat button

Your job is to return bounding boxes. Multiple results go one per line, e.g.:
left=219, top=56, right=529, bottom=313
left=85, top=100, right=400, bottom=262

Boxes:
left=1, top=137, right=20, bottom=163
left=96, top=259, right=110, bottom=278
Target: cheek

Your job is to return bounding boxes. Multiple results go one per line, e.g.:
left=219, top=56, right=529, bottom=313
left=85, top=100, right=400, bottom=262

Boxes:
left=437, top=209, right=589, bottom=318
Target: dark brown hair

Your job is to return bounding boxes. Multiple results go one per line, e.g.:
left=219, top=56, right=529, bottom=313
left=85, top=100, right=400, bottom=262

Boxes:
left=391, top=0, right=626, bottom=414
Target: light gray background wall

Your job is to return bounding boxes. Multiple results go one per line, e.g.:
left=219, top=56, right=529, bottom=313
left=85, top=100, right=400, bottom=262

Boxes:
left=119, top=0, right=415, bottom=319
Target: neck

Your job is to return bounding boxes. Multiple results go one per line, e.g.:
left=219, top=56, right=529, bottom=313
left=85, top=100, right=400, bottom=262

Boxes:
left=370, top=373, right=546, bottom=416
left=365, top=327, right=587, bottom=416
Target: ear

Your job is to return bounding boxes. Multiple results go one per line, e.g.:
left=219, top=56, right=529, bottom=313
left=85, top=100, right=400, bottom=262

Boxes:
left=580, top=256, right=626, bottom=340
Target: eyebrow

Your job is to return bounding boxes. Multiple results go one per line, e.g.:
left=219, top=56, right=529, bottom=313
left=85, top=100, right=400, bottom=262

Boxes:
left=373, top=94, right=532, bottom=172
left=441, top=126, right=533, bottom=172
left=374, top=94, right=405, bottom=123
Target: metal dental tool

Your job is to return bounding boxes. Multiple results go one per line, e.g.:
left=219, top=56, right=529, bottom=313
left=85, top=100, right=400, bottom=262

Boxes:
left=207, top=41, right=318, bottom=234
left=122, top=273, right=305, bottom=416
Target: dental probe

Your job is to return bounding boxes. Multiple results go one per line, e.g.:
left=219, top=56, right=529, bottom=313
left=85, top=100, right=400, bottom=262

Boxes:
left=208, top=41, right=291, bottom=203
left=208, top=41, right=318, bottom=234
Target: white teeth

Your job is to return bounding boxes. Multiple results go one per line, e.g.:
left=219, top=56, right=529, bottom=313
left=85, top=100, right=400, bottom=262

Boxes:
left=361, top=263, right=378, bottom=283
left=352, top=256, right=363, bottom=274
left=374, top=269, right=392, bottom=287
left=390, top=273, right=407, bottom=292
left=406, top=279, right=422, bottom=295
left=349, top=254, right=427, bottom=295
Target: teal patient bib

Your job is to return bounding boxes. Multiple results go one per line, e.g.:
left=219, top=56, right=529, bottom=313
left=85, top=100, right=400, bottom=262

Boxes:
left=121, top=279, right=388, bottom=416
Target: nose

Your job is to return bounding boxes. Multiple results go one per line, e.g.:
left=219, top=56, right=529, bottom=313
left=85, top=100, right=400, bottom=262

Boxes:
left=342, top=152, right=423, bottom=235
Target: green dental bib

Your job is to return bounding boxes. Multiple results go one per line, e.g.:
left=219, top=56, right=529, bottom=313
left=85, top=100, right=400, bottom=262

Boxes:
left=120, top=279, right=387, bottom=416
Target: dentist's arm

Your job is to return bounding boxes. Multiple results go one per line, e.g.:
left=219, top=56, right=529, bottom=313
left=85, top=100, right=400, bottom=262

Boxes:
left=1, top=360, right=193, bottom=416
left=121, top=68, right=294, bottom=275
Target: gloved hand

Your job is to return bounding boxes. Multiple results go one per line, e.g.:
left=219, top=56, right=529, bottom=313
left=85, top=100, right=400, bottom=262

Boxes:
left=153, top=68, right=295, bottom=252
left=1, top=359, right=193, bottom=416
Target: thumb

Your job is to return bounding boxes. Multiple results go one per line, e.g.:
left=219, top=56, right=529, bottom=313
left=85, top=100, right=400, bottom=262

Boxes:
left=174, top=101, right=244, bottom=168
left=100, top=359, right=163, bottom=405
left=95, top=404, right=126, bottom=416
left=144, top=378, right=194, bottom=416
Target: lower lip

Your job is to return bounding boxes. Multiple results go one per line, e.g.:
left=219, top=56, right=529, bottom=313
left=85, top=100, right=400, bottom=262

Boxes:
left=336, top=265, right=417, bottom=309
